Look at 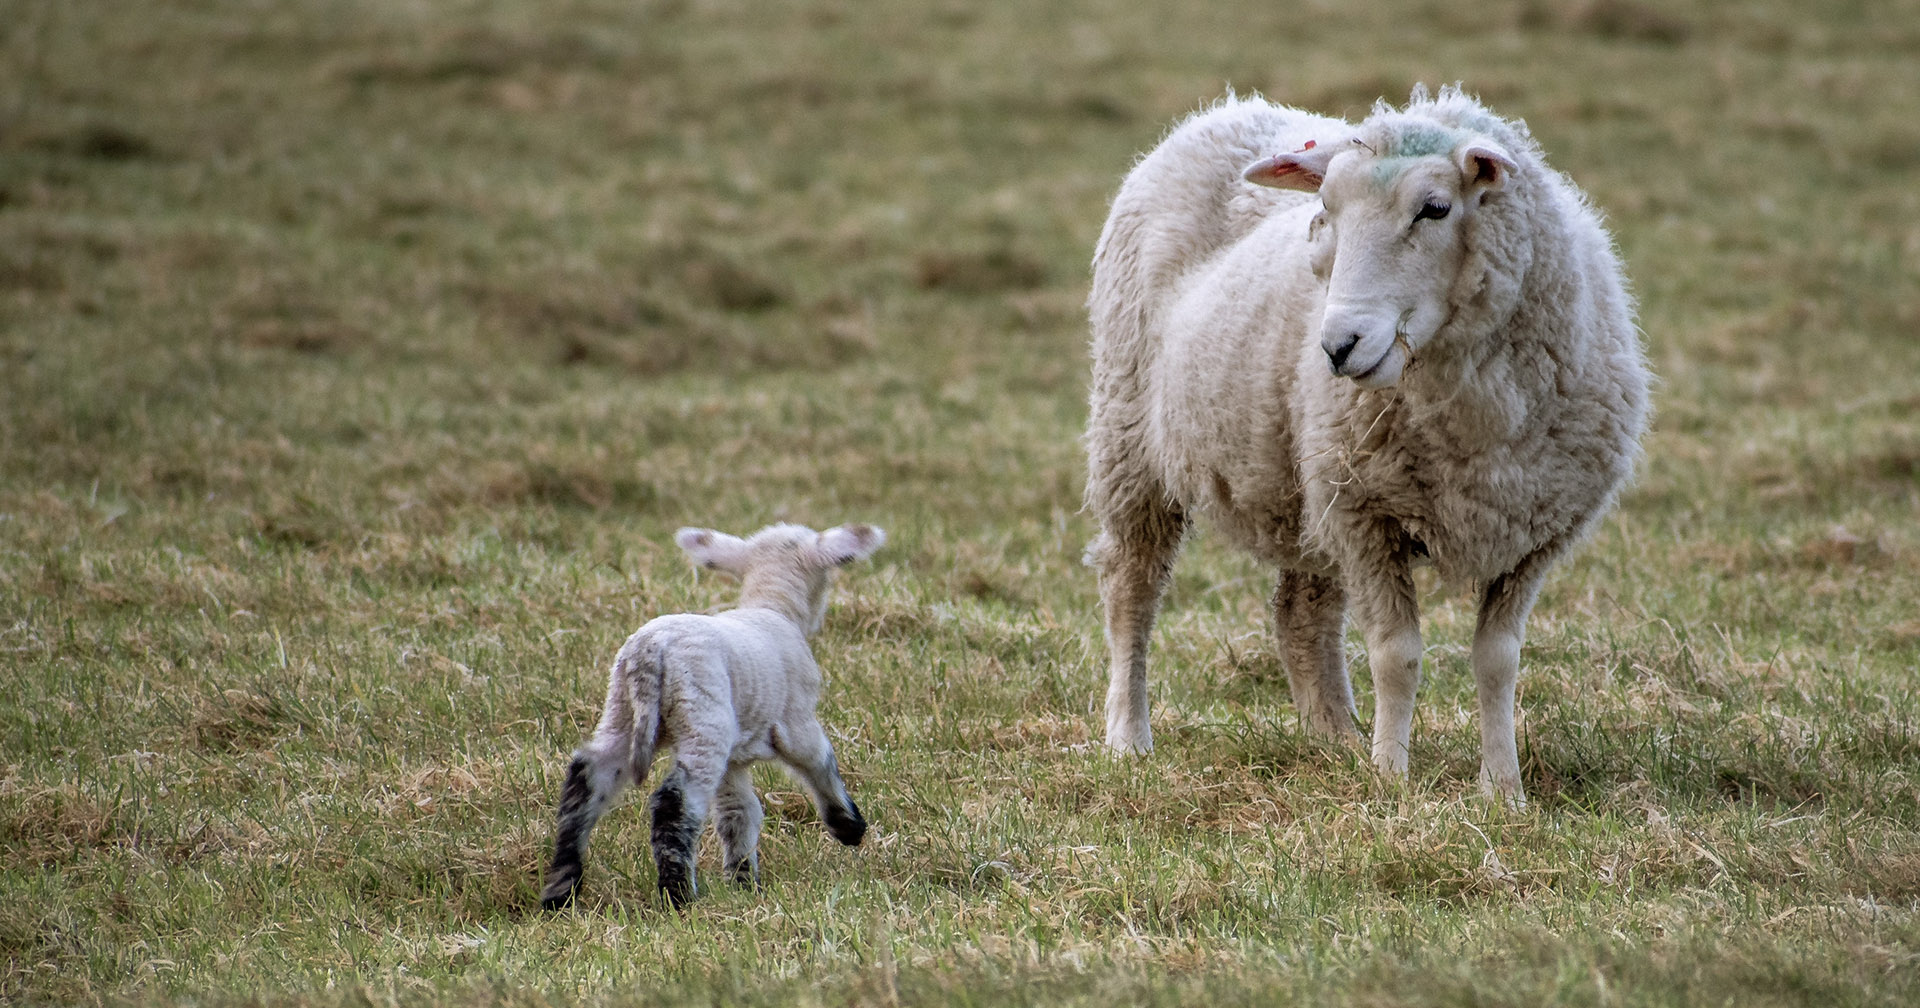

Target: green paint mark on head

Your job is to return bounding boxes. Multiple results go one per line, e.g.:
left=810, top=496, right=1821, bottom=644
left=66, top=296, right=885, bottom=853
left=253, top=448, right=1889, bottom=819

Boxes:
left=1386, top=123, right=1464, bottom=159
left=1364, top=121, right=1467, bottom=188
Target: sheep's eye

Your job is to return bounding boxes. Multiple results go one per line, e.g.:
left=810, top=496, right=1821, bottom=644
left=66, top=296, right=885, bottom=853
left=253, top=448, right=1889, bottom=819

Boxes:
left=1414, top=200, right=1451, bottom=223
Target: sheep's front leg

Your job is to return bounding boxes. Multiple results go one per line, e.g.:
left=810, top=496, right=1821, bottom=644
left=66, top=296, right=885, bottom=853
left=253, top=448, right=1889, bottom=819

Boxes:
left=1350, top=562, right=1422, bottom=775
left=1088, top=502, right=1186, bottom=754
left=1271, top=569, right=1360, bottom=742
left=775, top=721, right=866, bottom=846
left=713, top=765, right=764, bottom=887
left=1473, top=554, right=1550, bottom=805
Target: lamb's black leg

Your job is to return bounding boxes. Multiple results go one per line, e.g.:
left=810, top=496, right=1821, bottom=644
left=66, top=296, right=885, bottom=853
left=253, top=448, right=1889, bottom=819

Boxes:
left=648, top=767, right=706, bottom=908
left=776, top=720, right=867, bottom=846
left=714, top=765, right=764, bottom=888
left=541, top=754, right=596, bottom=910
left=540, top=728, right=650, bottom=912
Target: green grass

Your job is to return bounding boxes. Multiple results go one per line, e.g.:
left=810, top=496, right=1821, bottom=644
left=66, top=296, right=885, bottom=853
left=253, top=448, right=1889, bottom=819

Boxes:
left=4, top=0, right=1918, bottom=1004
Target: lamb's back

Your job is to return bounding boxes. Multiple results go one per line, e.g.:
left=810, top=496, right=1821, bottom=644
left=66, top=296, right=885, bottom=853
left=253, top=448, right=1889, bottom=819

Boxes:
left=638, top=610, right=810, bottom=745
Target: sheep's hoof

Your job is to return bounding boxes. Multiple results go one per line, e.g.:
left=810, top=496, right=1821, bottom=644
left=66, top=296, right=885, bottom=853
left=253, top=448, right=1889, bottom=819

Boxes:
left=1479, top=770, right=1528, bottom=809
left=1369, top=746, right=1411, bottom=777
left=1481, top=788, right=1529, bottom=811
left=1103, top=730, right=1153, bottom=756
left=1303, top=711, right=1363, bottom=745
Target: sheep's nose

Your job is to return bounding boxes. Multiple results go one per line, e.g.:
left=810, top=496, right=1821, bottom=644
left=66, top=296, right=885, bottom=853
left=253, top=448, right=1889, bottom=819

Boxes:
left=1322, top=332, right=1360, bottom=372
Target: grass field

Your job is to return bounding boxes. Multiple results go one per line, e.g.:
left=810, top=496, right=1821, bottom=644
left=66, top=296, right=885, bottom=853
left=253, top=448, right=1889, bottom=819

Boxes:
left=4, top=0, right=1919, bottom=1004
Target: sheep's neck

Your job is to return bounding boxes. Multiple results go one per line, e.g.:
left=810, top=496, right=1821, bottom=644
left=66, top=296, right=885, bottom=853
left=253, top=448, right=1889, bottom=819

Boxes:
left=734, top=566, right=828, bottom=636
left=1406, top=207, right=1577, bottom=439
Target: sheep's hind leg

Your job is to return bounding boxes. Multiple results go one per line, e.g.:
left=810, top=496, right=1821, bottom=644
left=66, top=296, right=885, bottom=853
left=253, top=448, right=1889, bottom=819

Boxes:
left=1089, top=501, right=1186, bottom=755
left=776, top=720, right=866, bottom=846
left=1272, top=569, right=1360, bottom=742
left=713, top=764, right=764, bottom=887
left=1473, top=554, right=1550, bottom=806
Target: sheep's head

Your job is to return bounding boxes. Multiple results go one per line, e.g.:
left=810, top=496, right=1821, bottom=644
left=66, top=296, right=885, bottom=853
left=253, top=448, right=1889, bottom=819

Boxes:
left=675, top=522, right=886, bottom=633
left=1243, top=116, right=1516, bottom=390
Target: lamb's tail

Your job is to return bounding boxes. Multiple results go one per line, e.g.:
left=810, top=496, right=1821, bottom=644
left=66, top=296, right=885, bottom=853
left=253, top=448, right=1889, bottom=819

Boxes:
left=539, top=632, right=666, bottom=911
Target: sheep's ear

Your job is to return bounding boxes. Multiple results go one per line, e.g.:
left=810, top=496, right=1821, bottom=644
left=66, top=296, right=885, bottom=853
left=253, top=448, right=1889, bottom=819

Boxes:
left=816, top=524, right=885, bottom=566
left=675, top=527, right=751, bottom=577
left=1243, top=140, right=1341, bottom=192
left=1457, top=142, right=1516, bottom=194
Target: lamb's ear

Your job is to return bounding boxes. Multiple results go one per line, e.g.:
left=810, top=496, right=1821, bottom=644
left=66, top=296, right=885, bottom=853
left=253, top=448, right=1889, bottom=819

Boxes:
left=1458, top=142, right=1517, bottom=194
left=1243, top=140, right=1341, bottom=192
left=816, top=524, right=885, bottom=566
left=675, top=527, right=751, bottom=577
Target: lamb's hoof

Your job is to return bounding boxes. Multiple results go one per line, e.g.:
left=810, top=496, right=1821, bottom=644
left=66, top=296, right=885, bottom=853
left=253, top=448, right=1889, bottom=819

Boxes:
left=655, top=858, right=697, bottom=909
left=658, top=880, right=695, bottom=910
left=826, top=799, right=867, bottom=846
left=1103, top=727, right=1153, bottom=756
left=539, top=873, right=579, bottom=912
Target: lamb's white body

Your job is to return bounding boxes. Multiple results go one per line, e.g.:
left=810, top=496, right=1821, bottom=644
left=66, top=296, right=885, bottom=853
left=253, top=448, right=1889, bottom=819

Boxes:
left=1085, top=88, right=1649, bottom=801
left=540, top=522, right=884, bottom=910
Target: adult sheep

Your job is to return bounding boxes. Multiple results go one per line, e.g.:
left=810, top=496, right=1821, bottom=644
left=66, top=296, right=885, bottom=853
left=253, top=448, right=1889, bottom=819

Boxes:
left=1084, top=86, right=1649, bottom=802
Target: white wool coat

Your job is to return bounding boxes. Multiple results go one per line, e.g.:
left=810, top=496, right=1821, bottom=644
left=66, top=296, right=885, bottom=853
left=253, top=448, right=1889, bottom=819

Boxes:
left=1087, top=93, right=1649, bottom=589
left=612, top=607, right=829, bottom=769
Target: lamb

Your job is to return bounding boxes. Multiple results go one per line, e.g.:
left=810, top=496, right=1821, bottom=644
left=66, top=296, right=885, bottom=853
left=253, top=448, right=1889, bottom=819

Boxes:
left=1084, top=86, right=1650, bottom=802
left=539, top=522, right=885, bottom=910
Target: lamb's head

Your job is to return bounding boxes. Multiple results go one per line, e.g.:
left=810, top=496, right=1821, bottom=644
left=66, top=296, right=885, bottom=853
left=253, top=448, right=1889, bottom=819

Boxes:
left=675, top=522, right=886, bottom=634
left=1244, top=103, right=1521, bottom=390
